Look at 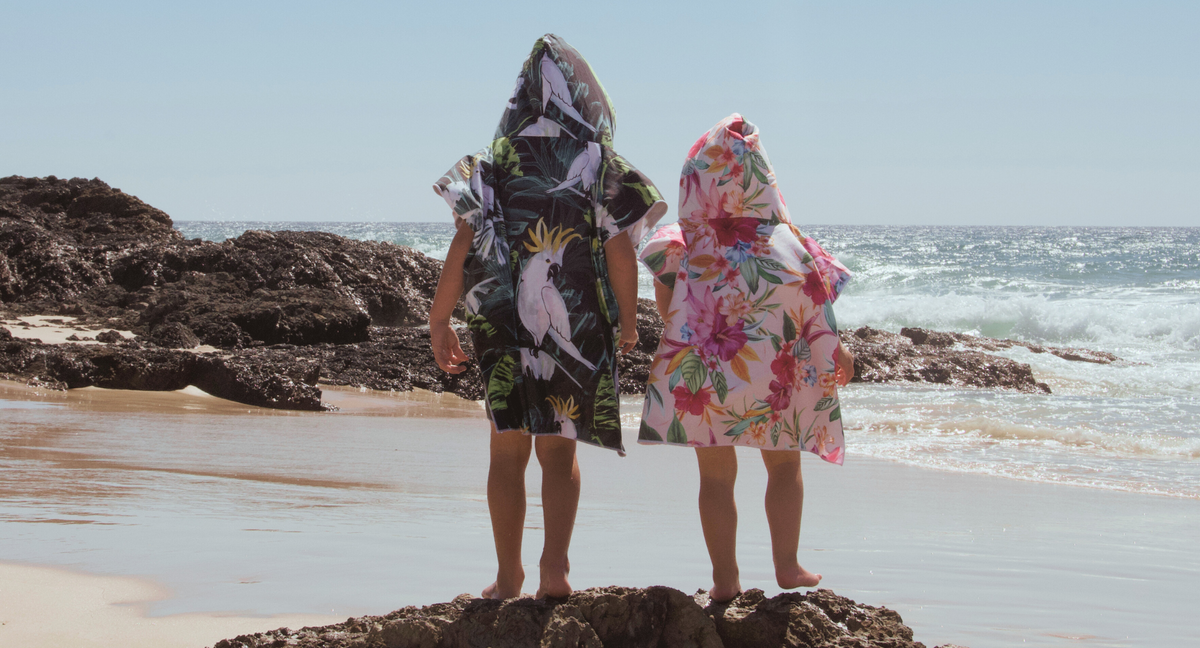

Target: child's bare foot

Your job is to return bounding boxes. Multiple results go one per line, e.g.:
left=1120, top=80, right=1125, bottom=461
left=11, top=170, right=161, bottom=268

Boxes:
left=708, top=582, right=742, bottom=604
left=535, top=556, right=572, bottom=599
left=481, top=567, right=525, bottom=600
left=776, top=564, right=822, bottom=589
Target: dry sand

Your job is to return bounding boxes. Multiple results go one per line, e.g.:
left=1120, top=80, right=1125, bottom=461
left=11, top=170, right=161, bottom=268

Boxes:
left=0, top=562, right=340, bottom=648
left=1, top=315, right=138, bottom=345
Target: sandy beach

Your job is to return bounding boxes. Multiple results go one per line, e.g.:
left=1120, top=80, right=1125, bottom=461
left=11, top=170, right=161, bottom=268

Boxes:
left=1, top=380, right=1196, bottom=648
left=0, top=562, right=341, bottom=648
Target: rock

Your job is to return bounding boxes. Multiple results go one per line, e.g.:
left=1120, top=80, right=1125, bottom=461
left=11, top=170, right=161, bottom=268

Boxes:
left=703, top=588, right=921, bottom=648
left=0, top=337, right=326, bottom=410
left=0, top=175, right=181, bottom=303
left=150, top=321, right=201, bottom=348
left=845, top=327, right=1052, bottom=394
left=900, top=326, right=1120, bottom=365
left=95, top=329, right=123, bottom=343
left=208, top=586, right=935, bottom=648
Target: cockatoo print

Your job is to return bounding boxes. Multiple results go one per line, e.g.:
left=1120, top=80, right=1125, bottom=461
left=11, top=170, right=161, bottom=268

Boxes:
left=546, top=395, right=580, bottom=440
left=518, top=116, right=565, bottom=138
left=464, top=276, right=498, bottom=315
left=546, top=141, right=601, bottom=196
left=540, top=56, right=597, bottom=134
left=517, top=219, right=596, bottom=379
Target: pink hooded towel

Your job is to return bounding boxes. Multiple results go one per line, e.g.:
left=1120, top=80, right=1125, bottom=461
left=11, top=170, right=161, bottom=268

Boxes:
left=637, top=114, right=852, bottom=464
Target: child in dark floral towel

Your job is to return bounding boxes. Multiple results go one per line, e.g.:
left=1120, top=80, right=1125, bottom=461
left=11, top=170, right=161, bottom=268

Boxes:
left=429, top=34, right=666, bottom=599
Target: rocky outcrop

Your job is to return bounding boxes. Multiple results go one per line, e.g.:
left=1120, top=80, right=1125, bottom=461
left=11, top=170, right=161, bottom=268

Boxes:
left=0, top=334, right=325, bottom=410
left=898, top=327, right=1119, bottom=364
left=211, top=586, right=960, bottom=648
left=2, top=176, right=446, bottom=348
left=843, top=327, right=1052, bottom=394
left=2, top=175, right=1121, bottom=409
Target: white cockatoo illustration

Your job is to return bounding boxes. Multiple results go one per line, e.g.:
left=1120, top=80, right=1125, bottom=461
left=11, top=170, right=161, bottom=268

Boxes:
left=518, top=116, right=565, bottom=138
left=464, top=276, right=498, bottom=315
left=546, top=141, right=602, bottom=196
left=517, top=219, right=596, bottom=379
left=540, top=56, right=597, bottom=134
left=546, top=395, right=580, bottom=440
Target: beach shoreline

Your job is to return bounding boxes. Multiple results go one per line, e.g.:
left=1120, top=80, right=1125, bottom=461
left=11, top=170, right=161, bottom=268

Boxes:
left=2, top=381, right=1197, bottom=647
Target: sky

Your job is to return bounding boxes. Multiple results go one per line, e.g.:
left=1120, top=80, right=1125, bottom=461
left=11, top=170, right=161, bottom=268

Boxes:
left=2, top=0, right=1197, bottom=226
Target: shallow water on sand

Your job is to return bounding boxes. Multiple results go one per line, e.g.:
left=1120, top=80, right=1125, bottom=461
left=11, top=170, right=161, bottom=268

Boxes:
left=2, top=382, right=1198, bottom=648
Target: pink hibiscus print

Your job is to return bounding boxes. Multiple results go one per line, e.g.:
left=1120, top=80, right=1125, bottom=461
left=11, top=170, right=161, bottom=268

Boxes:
left=765, top=379, right=792, bottom=410
left=673, top=385, right=712, bottom=417
left=698, top=316, right=747, bottom=362
left=802, top=269, right=830, bottom=305
left=709, top=216, right=759, bottom=248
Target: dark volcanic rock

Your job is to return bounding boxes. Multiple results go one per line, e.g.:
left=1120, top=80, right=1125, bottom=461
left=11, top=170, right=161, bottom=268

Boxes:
left=703, top=588, right=921, bottom=648
left=0, top=337, right=325, bottom=410
left=843, top=327, right=1052, bottom=394
left=95, top=329, right=123, bottom=343
left=211, top=586, right=951, bottom=648
left=900, top=327, right=1120, bottom=364
left=306, top=325, right=485, bottom=400
left=2, top=176, right=444, bottom=348
left=0, top=175, right=181, bottom=303
left=150, top=321, right=201, bottom=348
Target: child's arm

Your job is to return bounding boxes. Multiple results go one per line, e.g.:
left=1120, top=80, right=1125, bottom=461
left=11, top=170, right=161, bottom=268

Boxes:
left=603, top=231, right=639, bottom=355
left=429, top=222, right=474, bottom=374
left=654, top=282, right=672, bottom=322
left=834, top=341, right=855, bottom=386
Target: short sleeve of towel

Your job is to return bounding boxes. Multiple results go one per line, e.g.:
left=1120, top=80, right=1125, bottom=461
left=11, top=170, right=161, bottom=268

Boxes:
left=638, top=223, right=686, bottom=290
left=801, top=236, right=853, bottom=303
left=432, top=152, right=488, bottom=230
left=596, top=148, right=668, bottom=247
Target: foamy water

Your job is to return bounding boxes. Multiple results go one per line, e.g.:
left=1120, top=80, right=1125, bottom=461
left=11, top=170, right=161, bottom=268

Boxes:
left=175, top=222, right=1200, bottom=498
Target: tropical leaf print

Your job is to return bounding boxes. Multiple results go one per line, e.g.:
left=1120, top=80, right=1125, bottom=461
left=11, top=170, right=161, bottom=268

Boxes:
left=488, top=354, right=518, bottom=412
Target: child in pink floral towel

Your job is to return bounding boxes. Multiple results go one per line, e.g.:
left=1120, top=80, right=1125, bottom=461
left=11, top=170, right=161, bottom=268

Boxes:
left=638, top=114, right=854, bottom=601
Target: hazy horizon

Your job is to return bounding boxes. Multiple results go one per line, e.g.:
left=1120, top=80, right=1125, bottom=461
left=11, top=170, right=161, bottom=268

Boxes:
left=3, top=1, right=1196, bottom=227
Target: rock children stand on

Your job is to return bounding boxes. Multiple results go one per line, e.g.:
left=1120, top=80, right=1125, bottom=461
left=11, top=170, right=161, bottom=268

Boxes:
left=637, top=114, right=854, bottom=601
left=428, top=35, right=666, bottom=599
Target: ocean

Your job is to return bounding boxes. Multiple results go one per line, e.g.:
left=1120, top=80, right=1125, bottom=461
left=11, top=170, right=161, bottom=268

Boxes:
left=176, top=222, right=1200, bottom=499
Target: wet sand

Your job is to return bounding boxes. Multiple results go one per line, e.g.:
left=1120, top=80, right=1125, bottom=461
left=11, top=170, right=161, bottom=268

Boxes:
left=1, top=380, right=1197, bottom=647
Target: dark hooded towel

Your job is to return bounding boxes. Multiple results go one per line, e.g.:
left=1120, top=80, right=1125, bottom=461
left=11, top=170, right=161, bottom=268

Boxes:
left=433, top=34, right=667, bottom=454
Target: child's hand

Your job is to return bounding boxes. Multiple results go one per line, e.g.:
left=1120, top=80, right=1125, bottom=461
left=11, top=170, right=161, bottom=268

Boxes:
left=431, top=321, right=469, bottom=374
left=834, top=342, right=855, bottom=386
left=618, top=315, right=639, bottom=355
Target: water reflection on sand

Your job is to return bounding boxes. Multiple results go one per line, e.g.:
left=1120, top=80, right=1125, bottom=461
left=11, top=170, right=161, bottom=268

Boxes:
left=1, top=381, right=1197, bottom=648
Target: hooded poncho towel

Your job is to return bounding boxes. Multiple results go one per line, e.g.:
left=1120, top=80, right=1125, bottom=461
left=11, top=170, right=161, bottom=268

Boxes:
left=433, top=34, right=667, bottom=455
left=637, top=114, right=851, bottom=464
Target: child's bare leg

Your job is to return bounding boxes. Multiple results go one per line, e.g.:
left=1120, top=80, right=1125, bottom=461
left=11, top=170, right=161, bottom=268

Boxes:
left=696, top=446, right=741, bottom=602
left=484, top=427, right=533, bottom=599
left=761, top=450, right=821, bottom=588
left=533, top=435, right=579, bottom=599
